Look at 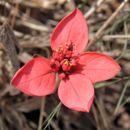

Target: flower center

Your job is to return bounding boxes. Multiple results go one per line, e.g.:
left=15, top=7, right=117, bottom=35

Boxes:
left=50, top=42, right=78, bottom=79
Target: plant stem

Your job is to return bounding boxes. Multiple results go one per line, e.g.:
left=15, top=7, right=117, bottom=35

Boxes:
left=38, top=97, right=45, bottom=130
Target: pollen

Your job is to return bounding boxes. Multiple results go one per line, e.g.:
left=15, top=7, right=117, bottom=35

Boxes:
left=64, top=60, right=69, bottom=65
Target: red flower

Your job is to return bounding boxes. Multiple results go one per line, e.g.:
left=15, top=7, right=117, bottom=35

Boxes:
left=11, top=9, right=120, bottom=112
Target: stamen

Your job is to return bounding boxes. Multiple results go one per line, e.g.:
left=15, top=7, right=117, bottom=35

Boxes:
left=50, top=42, right=78, bottom=74
left=59, top=72, right=66, bottom=79
left=50, top=59, right=60, bottom=72
left=61, top=59, right=71, bottom=72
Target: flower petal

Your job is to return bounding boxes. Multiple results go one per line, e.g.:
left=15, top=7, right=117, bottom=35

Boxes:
left=58, top=74, right=94, bottom=112
left=11, top=57, right=56, bottom=96
left=51, top=8, right=88, bottom=52
left=77, top=52, right=121, bottom=83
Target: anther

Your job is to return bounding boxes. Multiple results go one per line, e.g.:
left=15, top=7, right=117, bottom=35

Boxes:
left=50, top=59, right=60, bottom=72
left=61, top=59, right=71, bottom=72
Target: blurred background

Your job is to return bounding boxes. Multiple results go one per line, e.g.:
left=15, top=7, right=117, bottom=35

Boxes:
left=0, top=0, right=130, bottom=130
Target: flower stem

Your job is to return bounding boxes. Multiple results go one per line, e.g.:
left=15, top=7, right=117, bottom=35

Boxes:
left=38, top=97, right=45, bottom=130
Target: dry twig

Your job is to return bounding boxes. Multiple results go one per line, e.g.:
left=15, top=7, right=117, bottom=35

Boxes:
left=88, top=0, right=128, bottom=48
left=0, top=22, right=20, bottom=73
left=84, top=0, right=105, bottom=19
